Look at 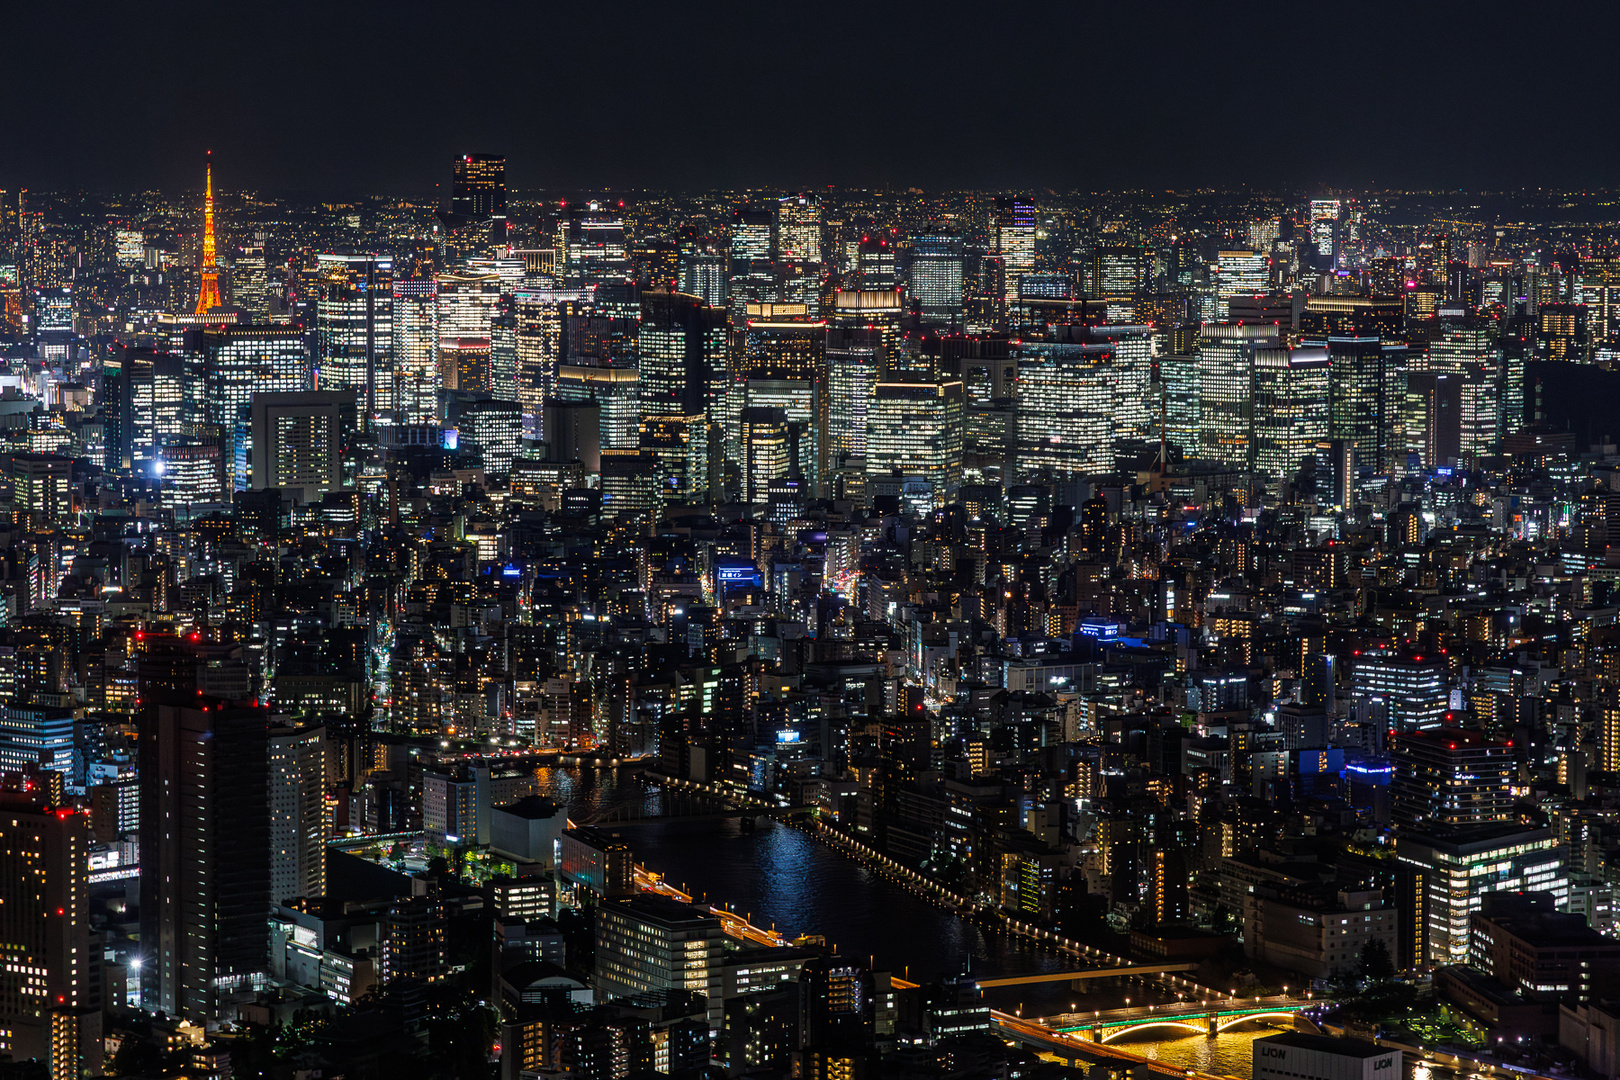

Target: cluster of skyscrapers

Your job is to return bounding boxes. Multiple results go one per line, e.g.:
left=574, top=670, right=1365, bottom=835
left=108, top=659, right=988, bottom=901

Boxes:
left=1, top=166, right=1620, bottom=1079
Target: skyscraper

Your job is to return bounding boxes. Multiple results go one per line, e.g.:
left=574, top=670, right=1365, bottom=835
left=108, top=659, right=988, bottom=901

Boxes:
left=1214, top=249, right=1270, bottom=314
left=1251, top=346, right=1330, bottom=478
left=1197, top=322, right=1280, bottom=470
left=776, top=194, right=822, bottom=264
left=558, top=203, right=631, bottom=287
left=0, top=796, right=97, bottom=1070
left=1391, top=729, right=1514, bottom=830
left=1319, top=333, right=1400, bottom=476
left=392, top=278, right=440, bottom=423
left=315, top=253, right=393, bottom=416
left=743, top=303, right=827, bottom=492
left=140, top=690, right=271, bottom=1022
left=1351, top=653, right=1449, bottom=732
left=741, top=406, right=792, bottom=505
left=910, top=235, right=965, bottom=327
left=449, top=153, right=507, bottom=240
left=1308, top=199, right=1341, bottom=273
left=269, top=723, right=329, bottom=905
left=865, top=380, right=964, bottom=507
left=993, top=197, right=1037, bottom=305
left=513, top=288, right=592, bottom=429
left=1015, top=340, right=1115, bottom=477
left=190, top=324, right=311, bottom=489
left=194, top=158, right=223, bottom=314
left=249, top=390, right=357, bottom=501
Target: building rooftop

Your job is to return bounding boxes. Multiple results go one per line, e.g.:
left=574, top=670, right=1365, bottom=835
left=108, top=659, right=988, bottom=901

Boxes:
left=1255, top=1033, right=1390, bottom=1059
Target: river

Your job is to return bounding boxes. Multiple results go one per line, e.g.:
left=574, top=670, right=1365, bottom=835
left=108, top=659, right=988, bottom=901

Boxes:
left=534, top=766, right=1177, bottom=1018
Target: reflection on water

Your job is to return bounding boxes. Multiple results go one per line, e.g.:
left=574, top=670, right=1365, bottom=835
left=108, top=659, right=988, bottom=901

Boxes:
left=534, top=768, right=1158, bottom=1015
left=1110, top=1025, right=1276, bottom=1079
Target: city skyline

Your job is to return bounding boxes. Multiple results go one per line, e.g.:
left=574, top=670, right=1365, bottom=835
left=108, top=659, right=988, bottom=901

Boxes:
left=7, top=93, right=1620, bottom=1077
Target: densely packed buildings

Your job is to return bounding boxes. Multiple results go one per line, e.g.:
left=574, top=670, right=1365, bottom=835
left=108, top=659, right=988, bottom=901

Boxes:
left=2, top=169, right=1620, bottom=1078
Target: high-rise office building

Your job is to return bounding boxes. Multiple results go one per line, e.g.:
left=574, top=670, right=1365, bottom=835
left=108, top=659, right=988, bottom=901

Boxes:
left=740, top=406, right=792, bottom=505
left=776, top=194, right=822, bottom=264
left=1426, top=315, right=1503, bottom=462
left=1396, top=826, right=1562, bottom=966
left=436, top=271, right=502, bottom=396
left=112, top=345, right=190, bottom=475
left=865, top=381, right=964, bottom=507
left=743, top=303, right=827, bottom=492
left=594, top=897, right=726, bottom=1027
left=249, top=390, right=357, bottom=501
left=1391, top=729, right=1514, bottom=830
left=638, top=290, right=727, bottom=423
left=189, top=325, right=311, bottom=489
left=1351, top=653, right=1449, bottom=732
left=825, top=328, right=881, bottom=465
left=460, top=398, right=525, bottom=477
left=140, top=694, right=270, bottom=1022
left=556, top=360, right=640, bottom=451
left=558, top=204, right=631, bottom=287
left=1014, top=340, right=1115, bottom=477
left=449, top=153, right=507, bottom=240
left=232, top=242, right=269, bottom=317
left=1092, top=245, right=1148, bottom=299
left=730, top=209, right=773, bottom=265
left=1197, top=323, right=1280, bottom=470
left=315, top=253, right=393, bottom=415
left=993, top=197, right=1037, bottom=304
left=269, top=723, right=329, bottom=905
left=1308, top=199, right=1341, bottom=273
left=1318, top=334, right=1400, bottom=476
left=910, top=235, right=965, bottom=327
left=1214, top=249, right=1270, bottom=314
left=1251, top=345, right=1330, bottom=478
left=1402, top=371, right=1462, bottom=472
left=0, top=796, right=96, bottom=1071
left=514, top=288, right=592, bottom=429
left=678, top=251, right=727, bottom=308
left=641, top=414, right=711, bottom=504
left=392, top=278, right=440, bottom=423
left=1158, top=351, right=1201, bottom=458
left=1084, top=325, right=1154, bottom=440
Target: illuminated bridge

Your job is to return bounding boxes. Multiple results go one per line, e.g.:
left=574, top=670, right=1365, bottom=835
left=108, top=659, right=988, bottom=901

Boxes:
left=1016, top=996, right=1316, bottom=1045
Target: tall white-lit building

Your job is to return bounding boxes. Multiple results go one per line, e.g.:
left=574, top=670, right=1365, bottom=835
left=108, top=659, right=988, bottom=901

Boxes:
left=1251, top=346, right=1330, bottom=478
left=436, top=272, right=502, bottom=396
left=994, top=198, right=1037, bottom=303
left=1214, top=250, right=1270, bottom=315
left=776, top=194, right=822, bottom=264
left=1015, top=341, right=1114, bottom=477
left=910, top=235, right=965, bottom=327
left=192, top=325, right=310, bottom=488
left=269, top=724, right=329, bottom=905
left=392, top=279, right=439, bottom=423
left=1197, top=323, right=1280, bottom=470
left=513, top=289, right=592, bottom=431
left=865, top=381, right=963, bottom=507
left=1084, top=325, right=1154, bottom=440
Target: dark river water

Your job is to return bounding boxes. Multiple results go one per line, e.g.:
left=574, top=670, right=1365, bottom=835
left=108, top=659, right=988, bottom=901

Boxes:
left=533, top=765, right=1172, bottom=1017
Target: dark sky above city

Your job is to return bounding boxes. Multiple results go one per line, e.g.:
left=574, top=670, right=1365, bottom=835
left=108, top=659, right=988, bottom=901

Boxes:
left=3, top=0, right=1614, bottom=196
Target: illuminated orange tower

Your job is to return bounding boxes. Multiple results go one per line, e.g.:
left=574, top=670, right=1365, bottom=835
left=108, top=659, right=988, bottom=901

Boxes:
left=194, top=154, right=223, bottom=313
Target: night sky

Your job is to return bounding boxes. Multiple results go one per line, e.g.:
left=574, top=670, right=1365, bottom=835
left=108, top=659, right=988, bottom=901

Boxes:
left=3, top=0, right=1614, bottom=195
